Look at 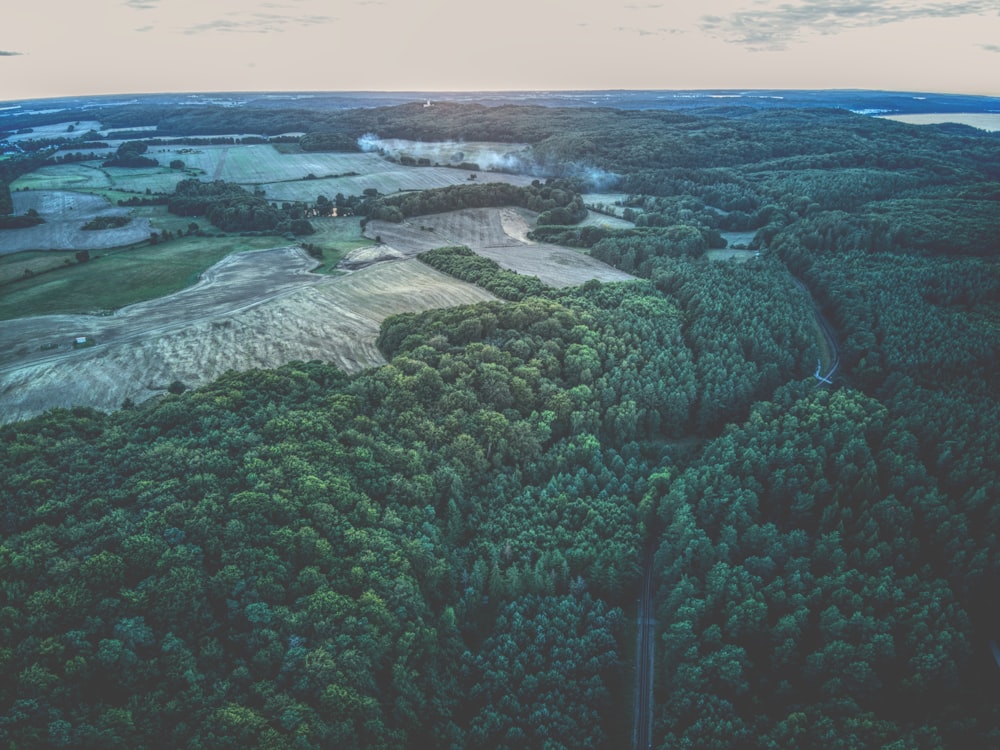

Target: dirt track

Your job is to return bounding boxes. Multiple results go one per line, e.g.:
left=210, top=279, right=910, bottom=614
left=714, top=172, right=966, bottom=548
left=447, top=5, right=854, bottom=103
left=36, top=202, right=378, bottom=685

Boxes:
left=0, top=250, right=495, bottom=424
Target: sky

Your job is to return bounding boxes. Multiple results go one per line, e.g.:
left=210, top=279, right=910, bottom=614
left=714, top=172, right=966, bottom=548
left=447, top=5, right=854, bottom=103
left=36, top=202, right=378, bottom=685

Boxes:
left=1, top=0, right=999, bottom=101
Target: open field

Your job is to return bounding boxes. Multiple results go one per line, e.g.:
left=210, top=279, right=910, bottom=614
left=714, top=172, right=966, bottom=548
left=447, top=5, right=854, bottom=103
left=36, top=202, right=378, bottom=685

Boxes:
left=0, top=190, right=152, bottom=254
left=11, top=163, right=112, bottom=192
left=12, top=146, right=537, bottom=205
left=706, top=248, right=758, bottom=262
left=583, top=192, right=630, bottom=215
left=0, top=249, right=77, bottom=286
left=360, top=207, right=637, bottom=288
left=260, top=166, right=534, bottom=202
left=720, top=230, right=758, bottom=248
left=577, top=209, right=634, bottom=229
left=878, top=113, right=1000, bottom=132
left=5, top=121, right=103, bottom=142
left=0, top=254, right=495, bottom=424
left=305, top=216, right=375, bottom=271
left=0, top=232, right=288, bottom=319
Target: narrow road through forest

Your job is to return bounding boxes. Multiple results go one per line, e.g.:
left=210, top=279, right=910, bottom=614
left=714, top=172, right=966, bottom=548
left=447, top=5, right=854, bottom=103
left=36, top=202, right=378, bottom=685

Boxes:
left=634, top=549, right=655, bottom=749
left=629, top=273, right=840, bottom=750
left=792, top=276, right=840, bottom=383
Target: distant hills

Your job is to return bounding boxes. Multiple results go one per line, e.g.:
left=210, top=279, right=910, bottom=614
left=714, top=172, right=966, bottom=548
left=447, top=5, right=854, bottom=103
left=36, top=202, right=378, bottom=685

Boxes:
left=2, top=89, right=999, bottom=127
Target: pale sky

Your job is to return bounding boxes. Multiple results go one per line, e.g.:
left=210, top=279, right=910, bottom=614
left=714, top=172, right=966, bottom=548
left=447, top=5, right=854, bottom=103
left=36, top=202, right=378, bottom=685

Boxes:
left=2, top=0, right=999, bottom=101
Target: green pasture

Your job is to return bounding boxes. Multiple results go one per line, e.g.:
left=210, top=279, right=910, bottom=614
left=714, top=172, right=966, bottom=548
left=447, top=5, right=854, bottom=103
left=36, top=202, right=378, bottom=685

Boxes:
left=0, top=250, right=78, bottom=287
left=0, top=233, right=287, bottom=320
left=304, top=216, right=374, bottom=272
left=11, top=164, right=111, bottom=192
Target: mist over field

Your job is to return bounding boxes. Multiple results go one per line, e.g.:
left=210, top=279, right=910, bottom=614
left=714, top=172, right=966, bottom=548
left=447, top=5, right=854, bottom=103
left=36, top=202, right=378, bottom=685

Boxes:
left=356, top=132, right=621, bottom=190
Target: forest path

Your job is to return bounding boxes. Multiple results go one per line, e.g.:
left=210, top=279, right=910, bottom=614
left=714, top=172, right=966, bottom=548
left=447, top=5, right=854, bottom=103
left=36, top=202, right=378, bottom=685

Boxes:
left=792, top=276, right=840, bottom=383
left=634, top=549, right=655, bottom=749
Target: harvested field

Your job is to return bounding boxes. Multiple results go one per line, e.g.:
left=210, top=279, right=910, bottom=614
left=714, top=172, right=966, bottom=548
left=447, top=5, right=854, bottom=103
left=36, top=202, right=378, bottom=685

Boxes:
left=261, top=166, right=533, bottom=202
left=0, top=253, right=495, bottom=424
left=0, top=190, right=151, bottom=254
left=360, top=207, right=636, bottom=288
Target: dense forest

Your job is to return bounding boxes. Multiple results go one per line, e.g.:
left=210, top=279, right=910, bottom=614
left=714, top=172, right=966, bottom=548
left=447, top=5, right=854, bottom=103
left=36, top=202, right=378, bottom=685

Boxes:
left=167, top=179, right=315, bottom=236
left=1, top=100, right=999, bottom=748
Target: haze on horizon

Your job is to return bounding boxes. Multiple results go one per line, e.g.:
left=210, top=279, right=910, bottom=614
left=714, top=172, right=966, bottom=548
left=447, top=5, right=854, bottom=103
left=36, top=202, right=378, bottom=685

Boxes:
left=1, top=0, right=999, bottom=102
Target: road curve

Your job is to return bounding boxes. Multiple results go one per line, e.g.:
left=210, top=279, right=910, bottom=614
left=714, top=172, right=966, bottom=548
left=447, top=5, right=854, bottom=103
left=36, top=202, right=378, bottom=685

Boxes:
left=791, top=276, right=840, bottom=383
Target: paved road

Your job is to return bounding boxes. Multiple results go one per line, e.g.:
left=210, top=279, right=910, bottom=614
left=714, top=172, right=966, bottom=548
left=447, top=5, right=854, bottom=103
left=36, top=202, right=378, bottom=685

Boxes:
left=634, top=552, right=655, bottom=750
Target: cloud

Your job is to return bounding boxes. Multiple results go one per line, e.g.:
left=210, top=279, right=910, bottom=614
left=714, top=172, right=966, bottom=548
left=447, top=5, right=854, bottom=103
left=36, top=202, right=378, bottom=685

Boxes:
left=124, top=0, right=161, bottom=8
left=982, top=43, right=1000, bottom=53
left=615, top=26, right=685, bottom=37
left=136, top=25, right=155, bottom=32
left=0, top=50, right=23, bottom=56
left=184, top=12, right=333, bottom=34
left=701, top=0, right=999, bottom=50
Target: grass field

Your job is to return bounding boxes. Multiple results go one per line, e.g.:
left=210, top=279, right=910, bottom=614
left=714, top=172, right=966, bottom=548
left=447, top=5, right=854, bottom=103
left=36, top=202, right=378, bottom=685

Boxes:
left=583, top=192, right=629, bottom=211
left=0, top=233, right=287, bottom=319
left=305, top=216, right=374, bottom=271
left=0, top=249, right=78, bottom=286
left=145, top=145, right=391, bottom=185
left=11, top=164, right=112, bottom=192
left=578, top=210, right=634, bottom=229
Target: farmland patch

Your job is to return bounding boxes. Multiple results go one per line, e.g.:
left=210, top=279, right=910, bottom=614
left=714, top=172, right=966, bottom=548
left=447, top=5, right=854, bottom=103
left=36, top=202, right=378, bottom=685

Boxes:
left=260, top=165, right=533, bottom=202
left=362, top=207, right=636, bottom=288
left=0, top=190, right=151, bottom=254
left=0, top=233, right=289, bottom=320
left=0, top=256, right=495, bottom=423
left=5, top=121, right=102, bottom=142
